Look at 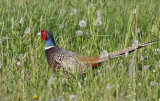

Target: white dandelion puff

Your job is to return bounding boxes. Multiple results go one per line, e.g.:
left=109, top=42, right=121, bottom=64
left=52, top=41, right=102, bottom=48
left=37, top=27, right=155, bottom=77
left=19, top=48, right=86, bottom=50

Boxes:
left=138, top=83, right=142, bottom=86
left=106, top=84, right=114, bottom=90
left=155, top=48, right=160, bottom=51
left=143, top=65, right=150, bottom=70
left=133, top=8, right=137, bottom=14
left=96, top=10, right=101, bottom=17
left=20, top=17, right=25, bottom=24
left=76, top=30, right=83, bottom=36
left=59, top=24, right=64, bottom=29
left=131, top=40, right=138, bottom=46
left=155, top=48, right=160, bottom=54
left=24, top=27, right=30, bottom=34
left=129, top=58, right=135, bottom=76
left=150, top=81, right=156, bottom=86
left=17, top=61, right=21, bottom=66
left=48, top=74, right=54, bottom=89
left=98, top=70, right=101, bottom=74
left=100, top=50, right=109, bottom=57
left=140, top=56, right=144, bottom=61
left=79, top=20, right=86, bottom=28
left=133, top=93, right=136, bottom=96
left=151, top=25, right=158, bottom=33
left=59, top=9, right=66, bottom=15
left=78, top=81, right=81, bottom=88
left=71, top=8, right=77, bottom=15
left=88, top=3, right=92, bottom=9
left=153, top=70, right=156, bottom=73
left=94, top=19, right=102, bottom=26
left=18, top=54, right=24, bottom=59
left=97, top=16, right=102, bottom=20
left=69, top=94, right=77, bottom=101
left=119, top=60, right=123, bottom=67
left=137, top=27, right=140, bottom=33
left=126, top=94, right=132, bottom=98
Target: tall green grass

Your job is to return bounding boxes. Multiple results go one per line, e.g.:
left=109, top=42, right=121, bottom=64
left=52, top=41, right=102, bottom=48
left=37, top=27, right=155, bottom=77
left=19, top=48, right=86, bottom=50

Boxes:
left=0, top=0, right=160, bottom=100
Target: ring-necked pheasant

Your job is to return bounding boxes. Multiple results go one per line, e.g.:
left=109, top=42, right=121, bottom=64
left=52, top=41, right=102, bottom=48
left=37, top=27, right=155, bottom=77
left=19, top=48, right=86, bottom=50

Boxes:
left=37, top=30, right=159, bottom=74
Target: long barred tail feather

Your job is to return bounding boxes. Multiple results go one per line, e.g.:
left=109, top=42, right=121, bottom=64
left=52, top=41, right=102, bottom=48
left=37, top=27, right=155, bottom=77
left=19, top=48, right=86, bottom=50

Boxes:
left=74, top=39, right=159, bottom=67
left=108, top=39, right=159, bottom=59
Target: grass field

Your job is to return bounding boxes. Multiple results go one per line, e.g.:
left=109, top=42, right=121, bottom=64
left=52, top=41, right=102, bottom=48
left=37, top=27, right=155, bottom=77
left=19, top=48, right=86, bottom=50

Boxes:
left=0, top=0, right=160, bottom=101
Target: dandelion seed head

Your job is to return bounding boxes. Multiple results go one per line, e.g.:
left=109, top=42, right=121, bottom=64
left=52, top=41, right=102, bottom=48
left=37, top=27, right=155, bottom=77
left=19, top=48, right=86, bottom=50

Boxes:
left=133, top=98, right=136, bottom=101
left=140, top=56, right=144, bottom=61
left=155, top=48, right=160, bottom=54
left=133, top=93, right=136, bottom=96
left=94, top=19, right=102, bottom=26
left=137, top=27, right=140, bottom=33
left=69, top=94, right=77, bottom=101
left=106, top=84, right=114, bottom=90
left=153, top=70, right=156, bottom=73
left=71, top=8, right=77, bottom=15
left=129, top=58, right=135, bottom=76
left=17, top=61, right=21, bottom=66
left=88, top=3, right=92, bottom=9
left=151, top=26, right=158, bottom=33
left=138, top=83, right=142, bottom=86
left=98, top=70, right=102, bottom=75
left=96, top=10, right=101, bottom=17
left=59, top=9, right=66, bottom=15
left=131, top=40, right=138, bottom=46
left=58, top=96, right=63, bottom=101
left=79, top=20, right=86, bottom=28
left=129, top=59, right=135, bottom=68
left=78, top=81, right=81, bottom=88
left=155, top=48, right=160, bottom=51
left=59, top=24, right=64, bottom=29
left=143, top=65, right=150, bottom=70
left=100, top=50, right=109, bottom=57
left=18, top=54, right=24, bottom=59
left=150, top=81, right=156, bottom=86
left=97, top=16, right=102, bottom=20
left=133, top=9, right=137, bottom=14
left=20, top=18, right=25, bottom=24
left=24, top=27, right=30, bottom=34
left=76, top=30, right=83, bottom=36
left=48, top=74, right=54, bottom=89
left=126, top=94, right=132, bottom=98
left=119, top=60, right=123, bottom=67
left=20, top=18, right=23, bottom=24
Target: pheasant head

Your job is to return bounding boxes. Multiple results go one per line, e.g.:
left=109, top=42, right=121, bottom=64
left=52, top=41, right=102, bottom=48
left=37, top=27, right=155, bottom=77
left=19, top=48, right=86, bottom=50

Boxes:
left=37, top=30, right=56, bottom=49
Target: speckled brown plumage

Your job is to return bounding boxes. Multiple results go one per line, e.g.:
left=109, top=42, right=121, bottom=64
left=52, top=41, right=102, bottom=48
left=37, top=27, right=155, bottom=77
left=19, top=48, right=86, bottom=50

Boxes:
left=38, top=30, right=159, bottom=74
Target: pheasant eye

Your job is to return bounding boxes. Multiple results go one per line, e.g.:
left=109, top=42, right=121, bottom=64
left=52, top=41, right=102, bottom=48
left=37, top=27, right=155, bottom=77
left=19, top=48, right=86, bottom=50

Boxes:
left=41, top=30, right=47, bottom=35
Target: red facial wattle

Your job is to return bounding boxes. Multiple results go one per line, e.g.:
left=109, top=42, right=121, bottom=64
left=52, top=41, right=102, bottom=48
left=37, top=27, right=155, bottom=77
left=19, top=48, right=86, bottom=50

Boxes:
left=41, top=30, right=47, bottom=40
left=42, top=34, right=47, bottom=40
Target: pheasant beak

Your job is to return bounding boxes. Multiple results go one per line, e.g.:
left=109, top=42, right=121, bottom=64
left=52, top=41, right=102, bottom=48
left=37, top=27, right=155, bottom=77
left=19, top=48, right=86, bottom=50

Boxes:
left=37, top=32, right=41, bottom=36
